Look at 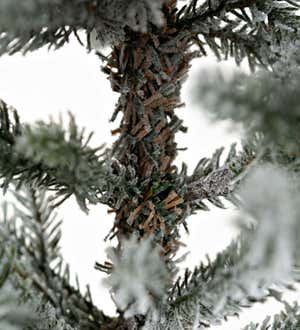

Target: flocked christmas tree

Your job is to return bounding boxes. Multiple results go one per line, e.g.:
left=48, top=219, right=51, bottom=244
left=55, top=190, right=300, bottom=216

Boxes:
left=1, top=0, right=300, bottom=329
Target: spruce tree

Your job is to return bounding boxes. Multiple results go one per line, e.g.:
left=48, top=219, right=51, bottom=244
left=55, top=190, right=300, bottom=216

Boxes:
left=0, top=0, right=300, bottom=329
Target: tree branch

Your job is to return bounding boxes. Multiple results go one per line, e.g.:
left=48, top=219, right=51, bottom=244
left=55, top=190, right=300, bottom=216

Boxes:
left=0, top=185, right=112, bottom=329
left=177, top=0, right=258, bottom=28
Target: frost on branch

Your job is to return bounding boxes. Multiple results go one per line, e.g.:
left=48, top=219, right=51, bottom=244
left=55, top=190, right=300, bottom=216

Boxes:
left=193, top=41, right=300, bottom=149
left=148, top=165, right=300, bottom=329
left=12, top=113, right=106, bottom=212
left=243, top=302, right=300, bottom=330
left=0, top=0, right=166, bottom=54
left=2, top=1, right=300, bottom=329
left=0, top=185, right=109, bottom=329
left=14, top=113, right=103, bottom=170
left=104, top=236, right=169, bottom=317
left=176, top=0, right=300, bottom=68
left=236, top=165, right=298, bottom=288
left=125, top=0, right=165, bottom=33
left=0, top=244, right=33, bottom=330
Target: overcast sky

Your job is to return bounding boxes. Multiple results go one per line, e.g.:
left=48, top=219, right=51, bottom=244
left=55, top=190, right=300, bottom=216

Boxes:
left=0, top=38, right=297, bottom=329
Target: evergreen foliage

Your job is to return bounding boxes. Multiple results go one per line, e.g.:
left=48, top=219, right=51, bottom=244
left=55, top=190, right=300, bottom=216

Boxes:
left=194, top=40, right=300, bottom=149
left=0, top=0, right=165, bottom=54
left=243, top=302, right=300, bottom=330
left=103, top=236, right=169, bottom=317
left=0, top=102, right=107, bottom=213
left=146, top=165, right=300, bottom=329
left=0, top=185, right=109, bottom=329
left=0, top=0, right=300, bottom=329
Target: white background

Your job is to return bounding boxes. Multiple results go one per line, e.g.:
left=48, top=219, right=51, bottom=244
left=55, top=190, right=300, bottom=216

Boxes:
left=0, top=39, right=298, bottom=329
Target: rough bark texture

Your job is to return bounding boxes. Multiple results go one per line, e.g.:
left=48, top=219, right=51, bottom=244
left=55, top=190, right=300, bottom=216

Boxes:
left=103, top=0, right=197, bottom=268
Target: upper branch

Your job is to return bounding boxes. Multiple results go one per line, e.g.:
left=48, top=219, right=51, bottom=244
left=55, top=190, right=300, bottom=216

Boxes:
left=175, top=0, right=300, bottom=68
left=193, top=41, right=300, bottom=149
left=177, top=0, right=257, bottom=28
left=0, top=0, right=166, bottom=55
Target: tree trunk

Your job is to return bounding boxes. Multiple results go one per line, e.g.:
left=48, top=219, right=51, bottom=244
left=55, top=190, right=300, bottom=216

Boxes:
left=103, top=0, right=196, bottom=269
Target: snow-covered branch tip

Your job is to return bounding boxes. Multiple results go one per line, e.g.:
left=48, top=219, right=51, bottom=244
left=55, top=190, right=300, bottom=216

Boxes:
left=103, top=236, right=169, bottom=317
left=0, top=103, right=107, bottom=213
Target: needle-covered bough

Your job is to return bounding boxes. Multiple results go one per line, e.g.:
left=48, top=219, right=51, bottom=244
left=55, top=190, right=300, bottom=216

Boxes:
left=1, top=1, right=300, bottom=329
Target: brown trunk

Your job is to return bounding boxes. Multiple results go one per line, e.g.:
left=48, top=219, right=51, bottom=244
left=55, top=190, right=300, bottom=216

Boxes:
left=99, top=1, right=200, bottom=328
left=103, top=0, right=196, bottom=269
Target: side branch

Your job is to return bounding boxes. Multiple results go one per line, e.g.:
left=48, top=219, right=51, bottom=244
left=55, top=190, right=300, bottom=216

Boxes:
left=177, top=0, right=257, bottom=28
left=0, top=185, right=112, bottom=329
left=175, top=0, right=300, bottom=68
left=0, top=100, right=106, bottom=212
left=0, top=0, right=166, bottom=55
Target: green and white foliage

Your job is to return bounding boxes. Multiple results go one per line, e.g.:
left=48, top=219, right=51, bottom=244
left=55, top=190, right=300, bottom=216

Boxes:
left=145, top=165, right=300, bottom=329
left=236, top=165, right=298, bottom=285
left=0, top=245, right=33, bottom=330
left=0, top=0, right=165, bottom=55
left=0, top=100, right=145, bottom=214
left=193, top=41, right=300, bottom=150
left=104, top=236, right=169, bottom=317
left=176, top=0, right=300, bottom=68
left=181, top=138, right=262, bottom=213
left=1, top=0, right=300, bottom=329
left=243, top=302, right=300, bottom=330
left=0, top=102, right=107, bottom=213
left=14, top=113, right=107, bottom=212
left=25, top=297, right=77, bottom=330
left=0, top=185, right=108, bottom=330
left=0, top=285, right=31, bottom=330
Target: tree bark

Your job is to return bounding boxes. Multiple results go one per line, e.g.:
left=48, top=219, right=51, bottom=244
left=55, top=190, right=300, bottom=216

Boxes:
left=104, top=0, right=196, bottom=265
left=100, top=2, right=199, bottom=326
